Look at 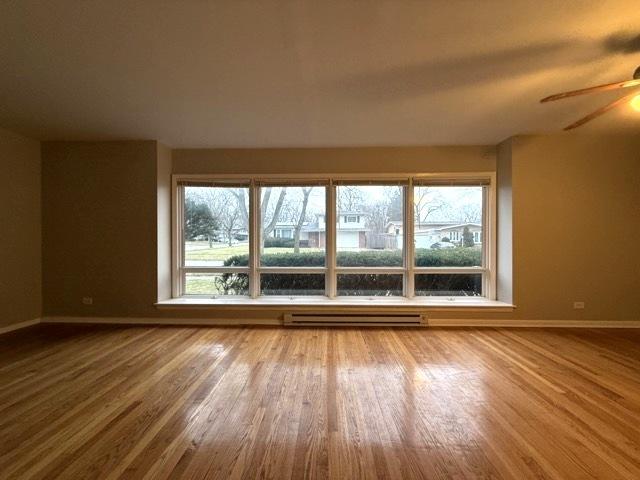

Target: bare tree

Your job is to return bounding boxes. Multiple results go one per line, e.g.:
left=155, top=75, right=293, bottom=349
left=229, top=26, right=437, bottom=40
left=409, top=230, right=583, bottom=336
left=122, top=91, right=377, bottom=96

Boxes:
left=459, top=203, right=481, bottom=223
left=217, top=191, right=243, bottom=246
left=292, top=187, right=312, bottom=252
left=260, top=187, right=287, bottom=251
left=365, top=201, right=389, bottom=234
left=338, top=186, right=364, bottom=212
left=414, top=187, right=445, bottom=229
left=230, top=188, right=249, bottom=231
left=277, top=187, right=317, bottom=252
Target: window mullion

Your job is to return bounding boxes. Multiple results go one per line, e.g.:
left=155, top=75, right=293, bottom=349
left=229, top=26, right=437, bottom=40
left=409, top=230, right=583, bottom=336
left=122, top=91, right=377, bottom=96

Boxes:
left=249, top=181, right=260, bottom=298
left=413, top=267, right=486, bottom=274
left=174, top=183, right=185, bottom=298
left=486, top=181, right=497, bottom=299
left=405, top=179, right=414, bottom=298
left=326, top=181, right=337, bottom=298
left=183, top=267, right=250, bottom=274
left=259, top=267, right=327, bottom=274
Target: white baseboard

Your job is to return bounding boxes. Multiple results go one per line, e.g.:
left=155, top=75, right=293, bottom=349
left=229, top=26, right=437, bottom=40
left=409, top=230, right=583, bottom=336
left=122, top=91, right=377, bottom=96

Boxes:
left=0, top=317, right=41, bottom=335
left=41, top=316, right=281, bottom=326
left=428, top=318, right=640, bottom=328
left=38, top=316, right=640, bottom=329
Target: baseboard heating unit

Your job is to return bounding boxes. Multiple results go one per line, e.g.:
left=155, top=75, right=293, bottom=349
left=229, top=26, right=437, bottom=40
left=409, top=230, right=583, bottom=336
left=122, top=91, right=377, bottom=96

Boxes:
left=284, top=313, right=426, bottom=327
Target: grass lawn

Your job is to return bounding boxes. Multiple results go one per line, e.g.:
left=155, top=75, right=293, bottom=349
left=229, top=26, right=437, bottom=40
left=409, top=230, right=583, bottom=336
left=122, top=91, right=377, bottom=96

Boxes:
left=185, top=276, right=222, bottom=295
left=185, top=275, right=246, bottom=295
left=185, top=244, right=323, bottom=261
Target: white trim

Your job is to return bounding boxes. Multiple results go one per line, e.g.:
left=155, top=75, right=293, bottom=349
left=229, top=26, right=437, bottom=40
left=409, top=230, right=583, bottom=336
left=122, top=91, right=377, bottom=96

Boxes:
left=250, top=180, right=260, bottom=298
left=326, top=181, right=337, bottom=297
left=335, top=267, right=405, bottom=274
left=175, top=172, right=494, bottom=182
left=486, top=176, right=497, bottom=300
left=183, top=266, right=250, bottom=274
left=172, top=172, right=496, bottom=302
left=412, top=267, right=486, bottom=274
left=155, top=296, right=514, bottom=311
left=171, top=176, right=182, bottom=297
left=405, top=178, right=414, bottom=297
left=0, top=317, right=41, bottom=335
left=42, top=316, right=280, bottom=326
left=258, top=267, right=327, bottom=274
left=37, top=316, right=640, bottom=329
left=428, top=318, right=640, bottom=328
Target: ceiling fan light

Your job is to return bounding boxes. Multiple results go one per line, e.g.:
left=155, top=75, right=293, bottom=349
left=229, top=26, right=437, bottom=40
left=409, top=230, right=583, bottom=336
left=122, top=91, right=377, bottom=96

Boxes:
left=631, top=94, right=640, bottom=112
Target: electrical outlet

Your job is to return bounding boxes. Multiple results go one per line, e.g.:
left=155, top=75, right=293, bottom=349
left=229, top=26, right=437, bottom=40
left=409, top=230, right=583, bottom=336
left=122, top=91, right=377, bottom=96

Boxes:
left=82, top=297, right=93, bottom=305
left=573, top=301, right=585, bottom=310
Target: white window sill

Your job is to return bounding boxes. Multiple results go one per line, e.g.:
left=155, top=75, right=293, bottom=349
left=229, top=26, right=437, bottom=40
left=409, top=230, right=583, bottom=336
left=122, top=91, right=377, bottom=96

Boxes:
left=155, top=296, right=515, bottom=312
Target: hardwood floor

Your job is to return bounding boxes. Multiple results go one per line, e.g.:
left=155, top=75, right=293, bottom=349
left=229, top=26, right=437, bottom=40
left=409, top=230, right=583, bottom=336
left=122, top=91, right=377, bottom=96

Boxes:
left=1, top=325, right=639, bottom=479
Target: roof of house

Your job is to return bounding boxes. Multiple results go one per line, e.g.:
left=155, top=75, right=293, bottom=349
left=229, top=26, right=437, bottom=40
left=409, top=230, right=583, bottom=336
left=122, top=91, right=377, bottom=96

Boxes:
left=338, top=211, right=367, bottom=216
left=388, top=221, right=482, bottom=233
left=387, top=220, right=468, bottom=229
left=302, top=221, right=369, bottom=233
left=434, top=223, right=482, bottom=231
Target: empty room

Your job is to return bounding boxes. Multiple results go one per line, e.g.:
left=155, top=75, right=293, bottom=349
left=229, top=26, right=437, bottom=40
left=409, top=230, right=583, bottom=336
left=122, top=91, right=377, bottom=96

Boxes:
left=1, top=1, right=639, bottom=479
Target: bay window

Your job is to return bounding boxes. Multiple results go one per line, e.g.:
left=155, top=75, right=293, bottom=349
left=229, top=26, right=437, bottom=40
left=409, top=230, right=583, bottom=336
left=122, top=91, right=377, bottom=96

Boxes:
left=173, top=174, right=495, bottom=301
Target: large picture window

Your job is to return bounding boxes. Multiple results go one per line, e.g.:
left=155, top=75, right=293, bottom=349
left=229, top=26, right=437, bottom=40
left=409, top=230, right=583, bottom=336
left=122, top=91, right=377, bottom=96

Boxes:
left=259, top=184, right=327, bottom=296
left=180, top=183, right=250, bottom=296
left=174, top=175, right=495, bottom=301
left=413, top=184, right=486, bottom=296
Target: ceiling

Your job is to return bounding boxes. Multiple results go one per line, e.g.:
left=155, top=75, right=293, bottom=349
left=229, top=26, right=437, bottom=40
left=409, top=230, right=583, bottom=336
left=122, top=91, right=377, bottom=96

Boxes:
left=1, top=1, right=640, bottom=147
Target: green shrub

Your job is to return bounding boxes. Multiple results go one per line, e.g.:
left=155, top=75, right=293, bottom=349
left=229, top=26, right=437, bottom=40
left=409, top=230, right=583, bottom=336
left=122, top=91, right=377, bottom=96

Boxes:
left=224, top=249, right=478, bottom=268
left=260, top=273, right=325, bottom=295
left=337, top=250, right=402, bottom=267
left=414, top=248, right=481, bottom=267
left=337, top=273, right=403, bottom=296
left=217, top=248, right=482, bottom=294
left=463, top=226, right=475, bottom=248
left=263, top=237, right=296, bottom=248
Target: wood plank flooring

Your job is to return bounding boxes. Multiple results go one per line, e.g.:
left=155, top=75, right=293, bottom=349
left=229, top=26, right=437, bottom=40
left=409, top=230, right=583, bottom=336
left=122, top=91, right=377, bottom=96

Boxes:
left=1, top=324, right=639, bottom=479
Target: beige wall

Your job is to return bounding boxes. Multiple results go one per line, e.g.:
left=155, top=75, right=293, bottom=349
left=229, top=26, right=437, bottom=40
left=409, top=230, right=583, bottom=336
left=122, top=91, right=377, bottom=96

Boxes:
left=40, top=137, right=640, bottom=322
left=42, top=141, right=161, bottom=317
left=508, top=134, right=640, bottom=321
left=173, top=146, right=496, bottom=175
left=0, top=128, right=41, bottom=328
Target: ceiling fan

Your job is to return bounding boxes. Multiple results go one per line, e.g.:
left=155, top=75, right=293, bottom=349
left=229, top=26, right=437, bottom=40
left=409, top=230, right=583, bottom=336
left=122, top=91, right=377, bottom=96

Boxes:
left=540, top=66, right=640, bottom=130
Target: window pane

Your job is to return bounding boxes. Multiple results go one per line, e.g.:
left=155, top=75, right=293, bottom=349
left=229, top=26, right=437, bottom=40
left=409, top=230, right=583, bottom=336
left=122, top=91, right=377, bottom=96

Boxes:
left=414, top=274, right=482, bottom=296
left=184, top=186, right=249, bottom=267
left=414, top=186, right=483, bottom=267
left=185, top=273, right=249, bottom=296
left=336, top=185, right=403, bottom=267
left=260, top=274, right=325, bottom=296
left=337, top=274, right=403, bottom=296
left=260, top=186, right=326, bottom=266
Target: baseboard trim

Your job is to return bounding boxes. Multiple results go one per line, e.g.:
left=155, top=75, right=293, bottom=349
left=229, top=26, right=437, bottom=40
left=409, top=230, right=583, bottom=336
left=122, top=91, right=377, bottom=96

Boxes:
left=428, top=319, right=640, bottom=328
left=41, top=316, right=281, bottom=327
left=0, top=317, right=41, bottom=335
left=39, top=316, right=640, bottom=329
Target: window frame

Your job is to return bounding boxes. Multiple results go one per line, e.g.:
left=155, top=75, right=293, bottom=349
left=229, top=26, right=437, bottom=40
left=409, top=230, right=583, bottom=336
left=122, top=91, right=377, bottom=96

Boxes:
left=173, top=180, right=252, bottom=298
left=172, top=173, right=496, bottom=300
left=256, top=182, right=329, bottom=296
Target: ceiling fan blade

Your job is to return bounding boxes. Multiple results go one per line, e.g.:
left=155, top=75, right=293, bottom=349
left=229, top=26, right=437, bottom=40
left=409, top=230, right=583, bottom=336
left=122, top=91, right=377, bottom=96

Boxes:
left=563, top=91, right=639, bottom=130
left=540, top=79, right=640, bottom=103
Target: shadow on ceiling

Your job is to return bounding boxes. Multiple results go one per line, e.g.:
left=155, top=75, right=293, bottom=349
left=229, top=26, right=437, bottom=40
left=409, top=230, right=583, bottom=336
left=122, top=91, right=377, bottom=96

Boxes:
left=333, top=33, right=640, bottom=101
